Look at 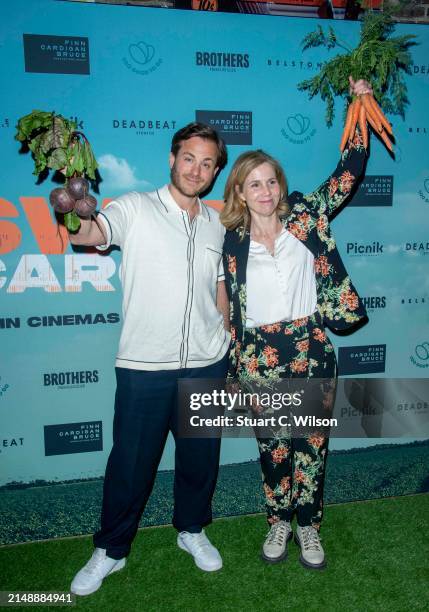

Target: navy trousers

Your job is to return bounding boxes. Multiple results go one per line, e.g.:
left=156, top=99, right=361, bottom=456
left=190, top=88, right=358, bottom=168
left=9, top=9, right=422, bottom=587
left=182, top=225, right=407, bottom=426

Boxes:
left=93, top=353, right=228, bottom=559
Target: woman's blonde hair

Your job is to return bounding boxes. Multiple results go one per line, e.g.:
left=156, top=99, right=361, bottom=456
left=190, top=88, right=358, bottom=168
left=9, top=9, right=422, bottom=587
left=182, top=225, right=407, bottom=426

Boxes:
left=220, top=150, right=289, bottom=232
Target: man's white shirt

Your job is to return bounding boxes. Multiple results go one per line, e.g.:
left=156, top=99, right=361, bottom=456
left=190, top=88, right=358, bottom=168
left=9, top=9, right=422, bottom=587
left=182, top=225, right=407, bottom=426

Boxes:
left=96, top=185, right=230, bottom=370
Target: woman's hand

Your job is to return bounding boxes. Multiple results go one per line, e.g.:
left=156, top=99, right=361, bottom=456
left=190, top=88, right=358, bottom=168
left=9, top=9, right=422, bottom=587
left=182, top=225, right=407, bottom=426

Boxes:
left=349, top=76, right=373, bottom=97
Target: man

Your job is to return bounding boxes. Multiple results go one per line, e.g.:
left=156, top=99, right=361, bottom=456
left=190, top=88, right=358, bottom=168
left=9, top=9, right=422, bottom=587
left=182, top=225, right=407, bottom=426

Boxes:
left=69, top=123, right=230, bottom=596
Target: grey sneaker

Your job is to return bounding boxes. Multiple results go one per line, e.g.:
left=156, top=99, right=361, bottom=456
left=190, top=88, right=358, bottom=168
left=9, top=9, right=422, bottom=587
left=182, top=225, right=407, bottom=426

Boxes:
left=261, top=520, right=293, bottom=563
left=70, top=548, right=126, bottom=596
left=295, top=525, right=326, bottom=569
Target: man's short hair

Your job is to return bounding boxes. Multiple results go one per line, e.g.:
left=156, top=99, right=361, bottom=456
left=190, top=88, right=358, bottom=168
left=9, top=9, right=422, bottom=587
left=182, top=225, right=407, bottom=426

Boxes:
left=171, top=122, right=228, bottom=170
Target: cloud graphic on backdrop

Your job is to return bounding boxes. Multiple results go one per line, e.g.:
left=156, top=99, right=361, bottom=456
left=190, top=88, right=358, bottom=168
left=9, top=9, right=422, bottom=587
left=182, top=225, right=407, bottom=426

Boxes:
left=98, top=154, right=154, bottom=191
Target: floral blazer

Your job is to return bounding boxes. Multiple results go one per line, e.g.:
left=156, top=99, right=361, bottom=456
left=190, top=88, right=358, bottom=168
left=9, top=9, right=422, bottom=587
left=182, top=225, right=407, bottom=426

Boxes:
left=223, top=132, right=368, bottom=379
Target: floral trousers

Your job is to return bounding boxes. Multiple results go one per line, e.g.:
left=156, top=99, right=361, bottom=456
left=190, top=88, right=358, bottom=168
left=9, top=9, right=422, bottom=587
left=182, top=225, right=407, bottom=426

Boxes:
left=238, top=311, right=337, bottom=529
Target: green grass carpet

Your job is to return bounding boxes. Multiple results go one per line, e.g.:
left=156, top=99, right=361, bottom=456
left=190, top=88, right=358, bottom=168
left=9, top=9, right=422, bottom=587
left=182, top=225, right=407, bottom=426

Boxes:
left=1, top=494, right=428, bottom=612
left=1, top=441, right=428, bottom=545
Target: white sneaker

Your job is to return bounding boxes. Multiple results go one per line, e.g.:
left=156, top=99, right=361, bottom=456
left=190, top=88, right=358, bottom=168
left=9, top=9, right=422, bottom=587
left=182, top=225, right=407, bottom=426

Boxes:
left=177, top=530, right=222, bottom=572
left=295, top=525, right=326, bottom=569
left=261, top=520, right=292, bottom=563
left=70, top=548, right=126, bottom=596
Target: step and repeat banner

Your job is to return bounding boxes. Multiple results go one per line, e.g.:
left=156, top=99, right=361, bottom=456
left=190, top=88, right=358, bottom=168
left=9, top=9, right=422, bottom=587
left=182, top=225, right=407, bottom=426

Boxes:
left=1, top=0, right=428, bottom=488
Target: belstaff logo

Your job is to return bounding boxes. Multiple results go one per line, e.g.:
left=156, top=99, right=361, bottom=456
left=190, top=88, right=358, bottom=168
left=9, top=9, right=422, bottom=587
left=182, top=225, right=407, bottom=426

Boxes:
left=418, top=179, right=429, bottom=205
left=123, top=41, right=162, bottom=75
left=281, top=114, right=316, bottom=145
left=349, top=175, right=393, bottom=207
left=195, top=51, right=250, bottom=71
left=401, top=297, right=426, bottom=306
left=266, top=57, right=325, bottom=71
left=410, top=342, right=429, bottom=368
left=23, top=34, right=90, bottom=75
left=407, top=126, right=428, bottom=135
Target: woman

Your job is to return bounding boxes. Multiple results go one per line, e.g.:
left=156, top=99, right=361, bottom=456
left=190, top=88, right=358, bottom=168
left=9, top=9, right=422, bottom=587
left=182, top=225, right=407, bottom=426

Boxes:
left=220, top=78, right=372, bottom=569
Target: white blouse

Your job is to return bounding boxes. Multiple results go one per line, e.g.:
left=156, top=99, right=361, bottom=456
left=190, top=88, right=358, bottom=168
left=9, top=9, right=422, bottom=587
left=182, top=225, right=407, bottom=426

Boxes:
left=245, top=229, right=317, bottom=328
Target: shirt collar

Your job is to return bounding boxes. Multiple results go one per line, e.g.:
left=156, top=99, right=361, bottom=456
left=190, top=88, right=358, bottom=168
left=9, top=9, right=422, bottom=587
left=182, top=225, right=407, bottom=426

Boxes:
left=156, top=184, right=210, bottom=222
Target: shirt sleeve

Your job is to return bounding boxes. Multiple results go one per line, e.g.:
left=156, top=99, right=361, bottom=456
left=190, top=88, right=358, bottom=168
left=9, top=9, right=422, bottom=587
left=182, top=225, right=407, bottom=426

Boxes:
left=96, top=191, right=140, bottom=251
left=218, top=257, right=225, bottom=281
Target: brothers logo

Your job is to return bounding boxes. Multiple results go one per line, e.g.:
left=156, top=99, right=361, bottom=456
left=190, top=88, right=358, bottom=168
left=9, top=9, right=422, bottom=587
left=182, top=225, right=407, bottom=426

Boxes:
left=112, top=118, right=177, bottom=137
left=362, top=296, right=386, bottom=311
left=338, top=344, right=386, bottom=375
left=404, top=241, right=429, bottom=255
left=44, top=421, right=102, bottom=456
left=349, top=175, right=393, bottom=207
left=418, top=179, right=429, bottom=205
left=43, top=370, right=99, bottom=389
left=195, top=110, right=252, bottom=145
left=123, top=41, right=162, bottom=75
left=410, top=342, right=429, bottom=369
left=23, top=34, right=89, bottom=75
left=281, top=114, right=316, bottom=145
left=195, top=51, right=250, bottom=71
left=346, top=241, right=384, bottom=256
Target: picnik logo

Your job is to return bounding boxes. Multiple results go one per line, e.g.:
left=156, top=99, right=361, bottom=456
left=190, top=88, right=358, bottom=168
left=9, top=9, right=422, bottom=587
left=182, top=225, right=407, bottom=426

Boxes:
left=346, top=241, right=384, bottom=256
left=0, top=118, right=10, bottom=129
left=281, top=114, right=316, bottom=145
left=418, top=179, right=429, bottom=204
left=195, top=51, right=250, bottom=71
left=123, top=41, right=162, bottom=75
left=410, top=342, right=429, bottom=368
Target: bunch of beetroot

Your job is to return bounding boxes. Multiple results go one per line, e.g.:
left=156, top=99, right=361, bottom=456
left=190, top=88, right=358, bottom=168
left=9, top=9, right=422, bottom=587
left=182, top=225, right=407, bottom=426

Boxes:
left=49, top=177, right=97, bottom=217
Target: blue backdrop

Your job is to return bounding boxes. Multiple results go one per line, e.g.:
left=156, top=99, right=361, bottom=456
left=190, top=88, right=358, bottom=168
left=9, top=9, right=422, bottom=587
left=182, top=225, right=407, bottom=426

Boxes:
left=1, top=0, right=428, bottom=486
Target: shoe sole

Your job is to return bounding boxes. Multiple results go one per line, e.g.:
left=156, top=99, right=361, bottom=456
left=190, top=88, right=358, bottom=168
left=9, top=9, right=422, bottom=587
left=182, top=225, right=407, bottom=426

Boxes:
left=294, top=535, right=327, bottom=570
left=71, top=558, right=126, bottom=596
left=177, top=537, right=222, bottom=572
left=260, top=532, right=293, bottom=564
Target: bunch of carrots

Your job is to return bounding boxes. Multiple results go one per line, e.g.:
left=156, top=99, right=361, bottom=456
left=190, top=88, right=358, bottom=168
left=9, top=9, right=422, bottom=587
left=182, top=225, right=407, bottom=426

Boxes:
left=340, top=93, right=394, bottom=152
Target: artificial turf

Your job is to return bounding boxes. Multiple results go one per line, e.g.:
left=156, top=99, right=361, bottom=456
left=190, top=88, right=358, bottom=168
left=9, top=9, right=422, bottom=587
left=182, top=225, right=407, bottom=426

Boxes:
left=0, top=494, right=428, bottom=612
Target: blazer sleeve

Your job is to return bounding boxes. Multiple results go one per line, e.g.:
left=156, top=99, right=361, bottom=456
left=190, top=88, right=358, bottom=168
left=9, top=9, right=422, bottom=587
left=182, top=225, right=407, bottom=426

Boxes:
left=301, top=129, right=368, bottom=219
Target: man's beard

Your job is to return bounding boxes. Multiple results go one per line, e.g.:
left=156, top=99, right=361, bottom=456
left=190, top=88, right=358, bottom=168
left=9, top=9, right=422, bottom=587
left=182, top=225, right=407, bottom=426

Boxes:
left=170, top=164, right=204, bottom=198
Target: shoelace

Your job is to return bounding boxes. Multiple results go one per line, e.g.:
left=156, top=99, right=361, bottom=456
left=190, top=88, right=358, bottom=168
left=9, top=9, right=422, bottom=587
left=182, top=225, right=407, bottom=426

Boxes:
left=183, top=533, right=211, bottom=554
left=86, top=549, right=107, bottom=573
left=300, top=527, right=322, bottom=551
left=266, top=522, right=290, bottom=546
